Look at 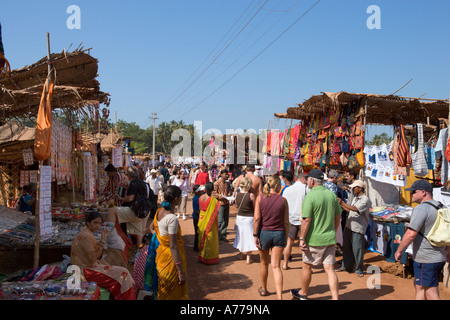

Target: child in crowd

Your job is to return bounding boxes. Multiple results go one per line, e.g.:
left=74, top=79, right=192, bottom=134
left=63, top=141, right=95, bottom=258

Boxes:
left=192, top=184, right=204, bottom=251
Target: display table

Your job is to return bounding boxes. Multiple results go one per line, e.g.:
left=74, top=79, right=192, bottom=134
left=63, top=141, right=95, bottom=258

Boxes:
left=366, top=204, right=413, bottom=265
left=0, top=280, right=100, bottom=300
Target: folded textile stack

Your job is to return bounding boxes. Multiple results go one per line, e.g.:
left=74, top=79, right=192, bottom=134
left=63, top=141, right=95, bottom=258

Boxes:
left=369, top=204, right=412, bottom=222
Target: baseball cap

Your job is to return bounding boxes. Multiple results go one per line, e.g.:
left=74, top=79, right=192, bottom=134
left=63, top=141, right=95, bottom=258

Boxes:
left=405, top=180, right=433, bottom=193
left=307, top=169, right=324, bottom=179
left=349, top=180, right=365, bottom=189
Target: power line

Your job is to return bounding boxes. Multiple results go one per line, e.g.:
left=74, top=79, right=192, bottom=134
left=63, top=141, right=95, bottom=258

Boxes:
left=159, top=0, right=269, bottom=114
left=176, top=0, right=322, bottom=120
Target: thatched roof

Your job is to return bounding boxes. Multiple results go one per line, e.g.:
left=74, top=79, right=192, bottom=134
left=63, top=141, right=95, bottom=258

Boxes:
left=0, top=48, right=110, bottom=123
left=274, top=91, right=450, bottom=126
left=0, top=122, right=35, bottom=165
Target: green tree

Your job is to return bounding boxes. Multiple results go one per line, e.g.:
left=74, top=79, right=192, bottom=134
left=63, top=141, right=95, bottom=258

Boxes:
left=368, top=132, right=393, bottom=146
left=117, top=119, right=199, bottom=155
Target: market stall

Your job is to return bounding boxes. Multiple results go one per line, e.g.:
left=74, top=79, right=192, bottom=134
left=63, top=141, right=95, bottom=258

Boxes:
left=272, top=90, right=450, bottom=276
left=0, top=42, right=116, bottom=279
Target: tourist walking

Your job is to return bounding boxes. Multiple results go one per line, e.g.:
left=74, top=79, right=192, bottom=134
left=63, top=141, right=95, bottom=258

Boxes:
left=233, top=177, right=257, bottom=264
left=291, top=169, right=341, bottom=300
left=395, top=180, right=450, bottom=300
left=282, top=172, right=308, bottom=270
left=172, top=170, right=192, bottom=220
left=253, top=175, right=289, bottom=300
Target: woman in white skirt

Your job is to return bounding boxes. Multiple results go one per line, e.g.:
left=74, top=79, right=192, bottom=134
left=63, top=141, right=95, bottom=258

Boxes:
left=233, top=177, right=257, bottom=264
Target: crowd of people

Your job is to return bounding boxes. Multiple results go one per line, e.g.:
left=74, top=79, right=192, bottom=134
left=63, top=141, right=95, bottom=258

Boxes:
left=67, top=160, right=449, bottom=301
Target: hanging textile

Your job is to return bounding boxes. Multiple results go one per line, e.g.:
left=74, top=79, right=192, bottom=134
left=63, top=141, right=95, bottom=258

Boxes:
left=411, top=123, right=428, bottom=177
left=34, top=79, right=54, bottom=161
left=396, top=125, right=411, bottom=168
left=266, top=131, right=272, bottom=154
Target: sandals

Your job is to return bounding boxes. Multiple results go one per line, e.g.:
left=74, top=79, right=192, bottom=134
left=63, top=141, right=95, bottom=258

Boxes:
left=258, top=287, right=269, bottom=297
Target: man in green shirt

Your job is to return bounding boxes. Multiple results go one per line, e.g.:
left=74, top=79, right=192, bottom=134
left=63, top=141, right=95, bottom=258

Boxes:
left=291, top=169, right=341, bottom=300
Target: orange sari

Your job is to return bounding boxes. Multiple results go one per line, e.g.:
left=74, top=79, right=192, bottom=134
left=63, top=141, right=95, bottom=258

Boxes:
left=154, top=209, right=189, bottom=300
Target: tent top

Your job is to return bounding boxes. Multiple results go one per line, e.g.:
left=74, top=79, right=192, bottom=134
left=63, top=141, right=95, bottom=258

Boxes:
left=275, top=91, right=450, bottom=126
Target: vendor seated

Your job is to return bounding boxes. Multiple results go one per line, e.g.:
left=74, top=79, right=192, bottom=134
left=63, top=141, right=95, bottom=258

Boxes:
left=70, top=210, right=136, bottom=300
left=18, top=183, right=36, bottom=214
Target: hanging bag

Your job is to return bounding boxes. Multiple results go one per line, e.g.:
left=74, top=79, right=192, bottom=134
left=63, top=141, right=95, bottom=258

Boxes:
left=411, top=123, right=429, bottom=177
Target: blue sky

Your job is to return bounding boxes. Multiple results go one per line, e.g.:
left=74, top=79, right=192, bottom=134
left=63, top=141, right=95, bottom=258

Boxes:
left=1, top=0, right=449, bottom=141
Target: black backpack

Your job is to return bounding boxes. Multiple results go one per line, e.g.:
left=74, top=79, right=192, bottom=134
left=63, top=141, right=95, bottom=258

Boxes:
left=131, top=180, right=157, bottom=219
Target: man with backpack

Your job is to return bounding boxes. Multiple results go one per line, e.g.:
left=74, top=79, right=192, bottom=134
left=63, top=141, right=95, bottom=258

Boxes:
left=395, top=180, right=450, bottom=300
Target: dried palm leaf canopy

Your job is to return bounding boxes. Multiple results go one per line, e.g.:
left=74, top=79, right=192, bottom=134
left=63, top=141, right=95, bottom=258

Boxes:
left=275, top=91, right=449, bottom=126
left=0, top=48, right=110, bottom=124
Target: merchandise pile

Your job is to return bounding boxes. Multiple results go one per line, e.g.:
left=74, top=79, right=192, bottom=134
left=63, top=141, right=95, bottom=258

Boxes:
left=369, top=204, right=413, bottom=222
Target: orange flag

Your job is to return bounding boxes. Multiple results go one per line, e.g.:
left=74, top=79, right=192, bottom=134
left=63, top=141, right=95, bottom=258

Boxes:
left=34, top=79, right=54, bottom=161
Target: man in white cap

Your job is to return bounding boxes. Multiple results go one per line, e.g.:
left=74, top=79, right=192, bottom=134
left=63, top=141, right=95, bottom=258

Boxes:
left=146, top=168, right=163, bottom=204
left=337, top=180, right=371, bottom=277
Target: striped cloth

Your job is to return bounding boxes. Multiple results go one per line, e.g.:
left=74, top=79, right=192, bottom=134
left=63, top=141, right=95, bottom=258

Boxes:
left=397, top=125, right=411, bottom=167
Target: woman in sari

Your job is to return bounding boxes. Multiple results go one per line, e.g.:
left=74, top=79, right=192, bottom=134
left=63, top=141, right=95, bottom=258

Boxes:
left=153, top=185, right=188, bottom=300
left=70, top=211, right=136, bottom=300
left=197, top=182, right=221, bottom=265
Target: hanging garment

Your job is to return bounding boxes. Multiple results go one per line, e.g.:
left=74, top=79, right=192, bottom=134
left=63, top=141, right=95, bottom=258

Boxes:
left=34, top=79, right=54, bottom=161
left=425, top=143, right=435, bottom=170
left=411, top=123, right=428, bottom=176
left=396, top=125, right=411, bottom=168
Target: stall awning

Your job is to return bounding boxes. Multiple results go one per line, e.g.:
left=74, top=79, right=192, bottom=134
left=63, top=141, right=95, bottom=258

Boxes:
left=275, top=91, right=450, bottom=126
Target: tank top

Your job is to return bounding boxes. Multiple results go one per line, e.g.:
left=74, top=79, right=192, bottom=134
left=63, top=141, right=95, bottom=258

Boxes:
left=195, top=170, right=209, bottom=185
left=259, top=193, right=285, bottom=231
left=236, top=192, right=254, bottom=217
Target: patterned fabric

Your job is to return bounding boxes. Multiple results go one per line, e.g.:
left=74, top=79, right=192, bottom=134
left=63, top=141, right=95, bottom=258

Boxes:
left=396, top=125, right=411, bottom=168
left=101, top=172, right=127, bottom=205
left=213, top=178, right=230, bottom=205
left=411, top=123, right=428, bottom=176
left=133, top=244, right=149, bottom=295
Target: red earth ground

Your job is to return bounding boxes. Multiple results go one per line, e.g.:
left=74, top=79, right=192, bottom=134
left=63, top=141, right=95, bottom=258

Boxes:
left=175, top=197, right=450, bottom=301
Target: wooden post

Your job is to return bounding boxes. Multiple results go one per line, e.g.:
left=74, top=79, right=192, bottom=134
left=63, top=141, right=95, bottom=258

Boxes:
left=34, top=32, right=53, bottom=268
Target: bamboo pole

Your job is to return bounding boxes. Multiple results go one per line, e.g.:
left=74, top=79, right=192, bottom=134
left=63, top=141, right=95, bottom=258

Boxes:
left=34, top=32, right=54, bottom=268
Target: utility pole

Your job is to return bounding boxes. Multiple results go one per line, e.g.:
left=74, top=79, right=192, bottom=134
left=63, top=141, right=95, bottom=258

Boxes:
left=152, top=112, right=157, bottom=168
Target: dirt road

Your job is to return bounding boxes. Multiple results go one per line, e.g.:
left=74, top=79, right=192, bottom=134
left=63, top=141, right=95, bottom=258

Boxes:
left=177, top=202, right=450, bottom=300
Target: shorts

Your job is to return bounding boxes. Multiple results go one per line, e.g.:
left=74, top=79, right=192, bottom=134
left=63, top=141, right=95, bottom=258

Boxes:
left=288, top=223, right=301, bottom=240
left=115, top=206, right=149, bottom=236
left=258, top=230, right=286, bottom=250
left=302, top=244, right=336, bottom=266
left=413, top=261, right=446, bottom=287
